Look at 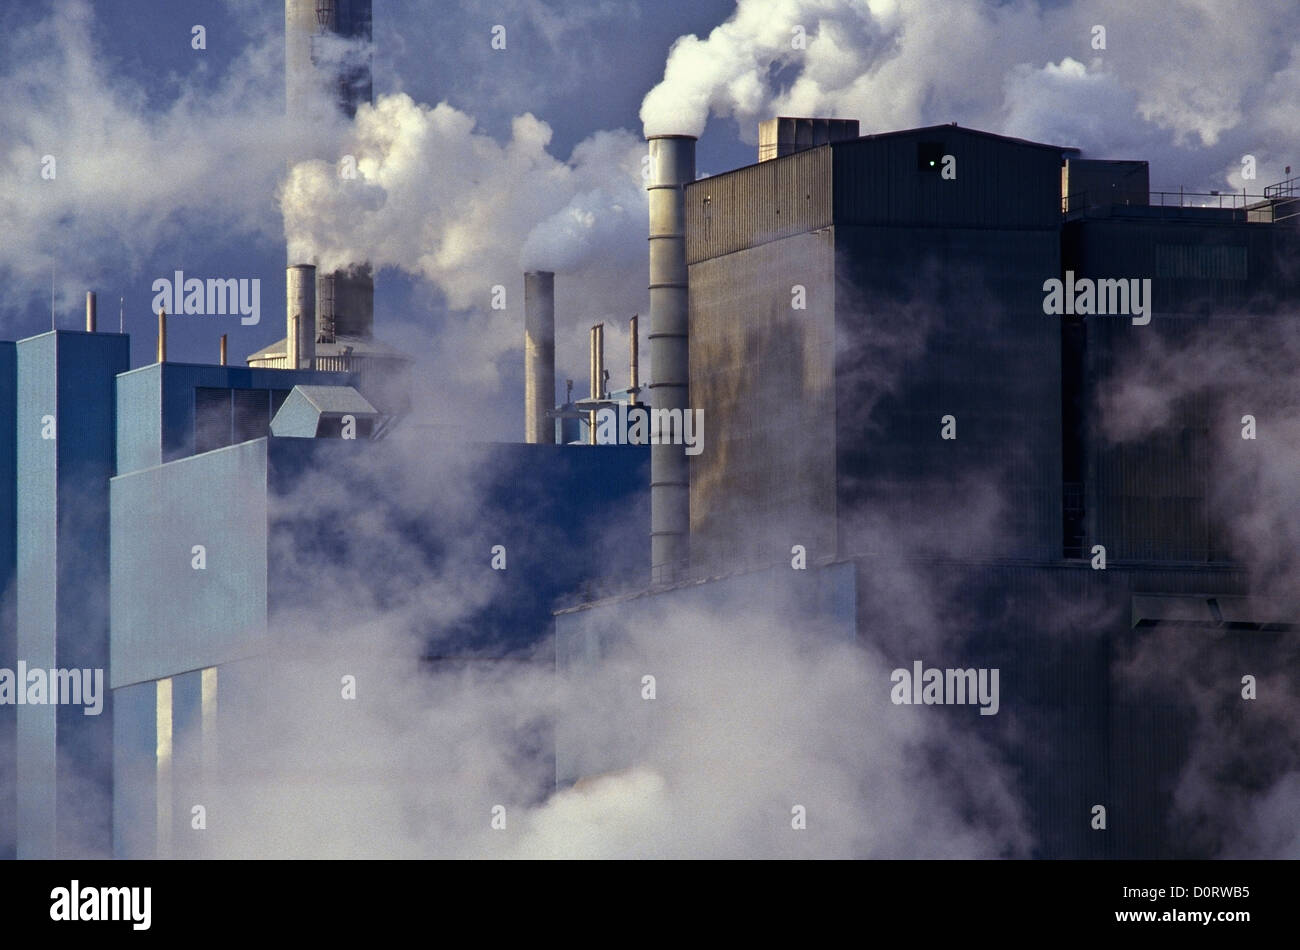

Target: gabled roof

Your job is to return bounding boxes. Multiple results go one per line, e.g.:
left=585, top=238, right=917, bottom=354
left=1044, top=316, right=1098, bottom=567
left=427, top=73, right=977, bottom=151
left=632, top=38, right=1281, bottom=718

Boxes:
left=839, top=122, right=1080, bottom=155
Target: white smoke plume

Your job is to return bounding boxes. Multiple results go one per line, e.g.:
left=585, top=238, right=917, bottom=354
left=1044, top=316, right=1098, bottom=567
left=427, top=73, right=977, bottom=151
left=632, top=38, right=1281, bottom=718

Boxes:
left=0, top=0, right=312, bottom=321
left=280, top=97, right=647, bottom=294
left=172, top=429, right=1034, bottom=860
left=641, top=0, right=1300, bottom=189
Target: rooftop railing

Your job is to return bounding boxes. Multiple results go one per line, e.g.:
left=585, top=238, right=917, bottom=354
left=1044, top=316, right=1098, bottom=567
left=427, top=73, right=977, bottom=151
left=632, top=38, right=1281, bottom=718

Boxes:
left=1062, top=189, right=1279, bottom=220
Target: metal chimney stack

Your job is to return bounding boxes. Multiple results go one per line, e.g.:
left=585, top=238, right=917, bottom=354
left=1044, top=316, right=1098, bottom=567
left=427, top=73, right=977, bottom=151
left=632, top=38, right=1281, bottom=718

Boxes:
left=285, top=0, right=374, bottom=341
left=287, top=264, right=317, bottom=370
left=587, top=323, right=605, bottom=445
left=629, top=314, right=639, bottom=405
left=85, top=292, right=97, bottom=333
left=524, top=271, right=556, bottom=444
left=646, top=134, right=696, bottom=584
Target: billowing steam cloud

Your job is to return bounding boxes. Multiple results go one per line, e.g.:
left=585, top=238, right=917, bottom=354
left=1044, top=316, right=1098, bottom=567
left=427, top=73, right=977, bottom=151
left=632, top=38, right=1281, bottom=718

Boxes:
left=280, top=97, right=647, bottom=296
left=179, top=428, right=1034, bottom=860
left=0, top=0, right=305, bottom=321
left=641, top=0, right=1300, bottom=189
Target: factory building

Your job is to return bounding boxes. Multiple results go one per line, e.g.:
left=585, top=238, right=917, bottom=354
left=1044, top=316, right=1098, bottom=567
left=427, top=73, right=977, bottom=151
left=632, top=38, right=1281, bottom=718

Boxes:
left=557, top=120, right=1300, bottom=858
left=2, top=0, right=1297, bottom=860
left=0, top=287, right=646, bottom=858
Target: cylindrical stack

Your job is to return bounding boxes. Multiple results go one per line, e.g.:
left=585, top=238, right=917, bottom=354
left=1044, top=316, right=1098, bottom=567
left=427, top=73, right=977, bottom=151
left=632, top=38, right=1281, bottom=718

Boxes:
left=587, top=323, right=605, bottom=445
left=286, top=0, right=375, bottom=342
left=287, top=264, right=317, bottom=370
left=629, top=314, right=639, bottom=405
left=524, top=271, right=556, bottom=444
left=219, top=334, right=228, bottom=366
left=647, top=134, right=696, bottom=584
left=85, top=292, right=96, bottom=333
left=157, top=309, right=167, bottom=363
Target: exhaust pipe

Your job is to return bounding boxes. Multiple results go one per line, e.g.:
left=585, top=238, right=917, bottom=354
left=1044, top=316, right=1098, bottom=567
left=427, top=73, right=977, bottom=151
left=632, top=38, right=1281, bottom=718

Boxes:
left=524, top=270, right=556, bottom=444
left=587, top=323, right=605, bottom=444
left=157, top=308, right=167, bottom=363
left=647, top=134, right=696, bottom=584
left=629, top=314, right=639, bottom=405
left=286, top=264, right=316, bottom=370
left=85, top=291, right=96, bottom=333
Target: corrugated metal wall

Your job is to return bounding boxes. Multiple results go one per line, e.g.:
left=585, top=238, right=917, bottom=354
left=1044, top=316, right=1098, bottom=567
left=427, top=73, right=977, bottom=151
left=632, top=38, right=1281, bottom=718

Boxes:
left=689, top=230, right=838, bottom=573
left=1066, top=214, right=1298, bottom=563
left=686, top=146, right=832, bottom=264
left=835, top=225, right=1063, bottom=561
left=832, top=128, right=1065, bottom=230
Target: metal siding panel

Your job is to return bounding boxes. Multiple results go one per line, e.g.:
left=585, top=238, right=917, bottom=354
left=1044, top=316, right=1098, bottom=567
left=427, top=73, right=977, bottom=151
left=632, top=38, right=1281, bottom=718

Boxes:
left=110, top=438, right=269, bottom=688
left=686, top=147, right=832, bottom=263
left=116, top=365, right=163, bottom=475
left=832, top=129, right=1063, bottom=229
left=689, top=230, right=838, bottom=572
left=835, top=225, right=1062, bottom=560
left=16, top=331, right=128, bottom=858
left=111, top=680, right=158, bottom=859
left=0, top=343, right=13, bottom=859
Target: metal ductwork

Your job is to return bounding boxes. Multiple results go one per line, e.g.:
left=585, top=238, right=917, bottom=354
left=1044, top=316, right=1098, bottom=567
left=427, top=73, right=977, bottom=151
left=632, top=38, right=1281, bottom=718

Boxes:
left=287, top=264, right=317, bottom=370
left=524, top=270, right=556, bottom=444
left=647, top=134, right=696, bottom=584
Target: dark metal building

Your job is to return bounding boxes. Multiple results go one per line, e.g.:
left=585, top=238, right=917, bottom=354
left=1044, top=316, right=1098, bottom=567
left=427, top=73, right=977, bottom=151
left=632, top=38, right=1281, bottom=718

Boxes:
left=557, top=121, right=1300, bottom=858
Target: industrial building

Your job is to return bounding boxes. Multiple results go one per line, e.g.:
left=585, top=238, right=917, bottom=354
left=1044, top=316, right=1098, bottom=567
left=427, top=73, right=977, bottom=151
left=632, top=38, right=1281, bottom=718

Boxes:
left=1, top=0, right=1297, bottom=860
left=558, top=121, right=1300, bottom=858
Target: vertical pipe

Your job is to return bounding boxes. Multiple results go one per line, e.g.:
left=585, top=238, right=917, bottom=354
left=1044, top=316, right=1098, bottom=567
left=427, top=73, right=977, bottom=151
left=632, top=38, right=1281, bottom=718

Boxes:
left=286, top=264, right=316, bottom=370
left=647, top=134, right=696, bottom=584
left=85, top=292, right=97, bottom=333
left=523, top=270, right=555, bottom=444
left=157, top=308, right=167, bottom=363
left=286, top=0, right=374, bottom=340
left=587, top=324, right=598, bottom=444
left=629, top=314, right=639, bottom=405
left=219, top=334, right=228, bottom=366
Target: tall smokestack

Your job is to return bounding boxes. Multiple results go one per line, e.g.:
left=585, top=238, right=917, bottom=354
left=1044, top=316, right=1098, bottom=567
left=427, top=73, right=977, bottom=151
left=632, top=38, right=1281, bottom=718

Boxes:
left=587, top=323, right=605, bottom=445
left=647, top=134, right=696, bottom=584
left=629, top=314, right=639, bottom=405
left=287, top=264, right=317, bottom=370
left=524, top=271, right=556, bottom=444
left=285, top=0, right=374, bottom=341
left=85, top=291, right=96, bottom=333
left=285, top=0, right=372, bottom=120
left=157, top=308, right=167, bottom=363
